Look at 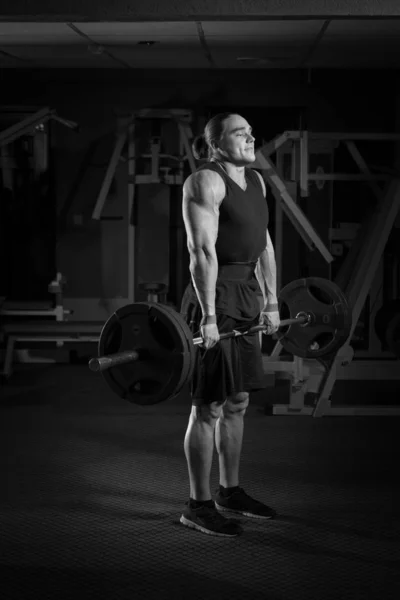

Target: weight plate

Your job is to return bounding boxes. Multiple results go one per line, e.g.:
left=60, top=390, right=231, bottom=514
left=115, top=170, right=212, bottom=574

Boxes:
left=98, top=302, right=195, bottom=405
left=277, top=277, right=352, bottom=359
left=146, top=302, right=197, bottom=399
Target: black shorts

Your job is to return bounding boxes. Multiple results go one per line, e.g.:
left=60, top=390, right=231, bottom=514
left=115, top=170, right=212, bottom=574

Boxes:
left=180, top=281, right=266, bottom=406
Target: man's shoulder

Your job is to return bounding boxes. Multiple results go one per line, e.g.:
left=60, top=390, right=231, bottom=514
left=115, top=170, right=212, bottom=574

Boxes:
left=184, top=167, right=226, bottom=193
left=183, top=168, right=226, bottom=204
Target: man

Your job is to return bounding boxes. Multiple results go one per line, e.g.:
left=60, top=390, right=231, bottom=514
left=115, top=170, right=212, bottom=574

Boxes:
left=180, top=113, right=280, bottom=537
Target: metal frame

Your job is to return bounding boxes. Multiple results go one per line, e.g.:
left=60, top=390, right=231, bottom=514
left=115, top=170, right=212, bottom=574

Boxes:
left=313, top=178, right=400, bottom=417
left=254, top=138, right=333, bottom=263
left=0, top=273, right=70, bottom=322
left=0, top=108, right=79, bottom=373
left=256, top=129, right=400, bottom=184
left=2, top=333, right=100, bottom=379
left=2, top=119, right=398, bottom=410
left=91, top=109, right=195, bottom=305
left=1, top=107, right=78, bottom=191
left=256, top=130, right=400, bottom=417
left=0, top=107, right=78, bottom=148
left=1, top=306, right=68, bottom=321
left=1, top=109, right=195, bottom=377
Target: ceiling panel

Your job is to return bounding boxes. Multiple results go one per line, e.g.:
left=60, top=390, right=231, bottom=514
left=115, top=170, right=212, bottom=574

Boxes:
left=327, top=19, right=400, bottom=37
left=0, top=22, right=78, bottom=44
left=1, top=44, right=211, bottom=69
left=208, top=41, right=310, bottom=53
left=1, top=20, right=400, bottom=68
left=206, top=35, right=315, bottom=45
left=88, top=35, right=199, bottom=45
left=202, top=20, right=325, bottom=37
left=0, top=45, right=114, bottom=66
left=78, top=22, right=198, bottom=36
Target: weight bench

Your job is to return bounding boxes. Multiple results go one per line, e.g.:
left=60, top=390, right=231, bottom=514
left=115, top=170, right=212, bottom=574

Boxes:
left=1, top=320, right=103, bottom=378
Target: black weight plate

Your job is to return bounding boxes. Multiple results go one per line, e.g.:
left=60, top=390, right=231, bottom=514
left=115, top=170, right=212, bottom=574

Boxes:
left=98, top=302, right=193, bottom=405
left=139, top=303, right=188, bottom=400
left=145, top=302, right=196, bottom=399
left=174, top=306, right=197, bottom=388
left=277, top=277, right=352, bottom=359
left=159, top=304, right=197, bottom=396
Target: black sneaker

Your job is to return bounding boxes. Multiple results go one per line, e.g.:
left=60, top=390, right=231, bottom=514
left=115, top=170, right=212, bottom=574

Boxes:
left=215, top=487, right=277, bottom=520
left=180, top=501, right=243, bottom=537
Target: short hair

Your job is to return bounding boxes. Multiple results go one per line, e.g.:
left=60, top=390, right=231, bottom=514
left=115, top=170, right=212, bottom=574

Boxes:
left=191, top=112, right=237, bottom=160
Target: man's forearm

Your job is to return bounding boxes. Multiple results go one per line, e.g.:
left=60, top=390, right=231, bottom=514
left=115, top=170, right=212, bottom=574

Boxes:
left=189, top=250, right=218, bottom=316
left=255, top=247, right=278, bottom=306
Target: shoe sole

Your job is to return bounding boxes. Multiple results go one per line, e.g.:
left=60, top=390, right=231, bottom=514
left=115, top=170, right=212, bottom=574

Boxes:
left=180, top=515, right=241, bottom=537
left=215, top=502, right=275, bottom=520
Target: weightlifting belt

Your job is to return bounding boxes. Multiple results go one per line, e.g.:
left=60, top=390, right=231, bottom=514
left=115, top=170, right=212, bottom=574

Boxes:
left=218, top=261, right=257, bottom=282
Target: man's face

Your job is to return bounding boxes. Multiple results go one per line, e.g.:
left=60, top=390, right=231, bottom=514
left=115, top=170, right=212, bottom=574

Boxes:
left=215, top=114, right=256, bottom=165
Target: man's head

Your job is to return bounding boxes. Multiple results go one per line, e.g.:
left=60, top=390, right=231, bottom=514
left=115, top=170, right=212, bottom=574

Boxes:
left=192, top=113, right=256, bottom=165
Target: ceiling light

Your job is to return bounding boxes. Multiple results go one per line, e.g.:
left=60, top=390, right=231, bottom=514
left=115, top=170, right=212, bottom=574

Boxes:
left=137, top=41, right=158, bottom=46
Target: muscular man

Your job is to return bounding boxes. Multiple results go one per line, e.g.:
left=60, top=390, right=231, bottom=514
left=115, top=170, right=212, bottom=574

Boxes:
left=179, top=113, right=280, bottom=537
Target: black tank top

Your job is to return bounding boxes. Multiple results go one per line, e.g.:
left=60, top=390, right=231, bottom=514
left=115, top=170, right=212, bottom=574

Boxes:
left=197, top=161, right=269, bottom=264
left=184, top=161, right=269, bottom=320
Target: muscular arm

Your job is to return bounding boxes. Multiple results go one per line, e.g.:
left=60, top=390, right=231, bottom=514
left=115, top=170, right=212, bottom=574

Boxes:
left=253, top=170, right=278, bottom=307
left=255, top=230, right=278, bottom=306
left=182, top=170, right=225, bottom=317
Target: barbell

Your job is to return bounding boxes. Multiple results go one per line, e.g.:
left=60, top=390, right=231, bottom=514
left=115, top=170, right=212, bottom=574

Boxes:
left=89, top=313, right=309, bottom=372
left=88, top=277, right=352, bottom=405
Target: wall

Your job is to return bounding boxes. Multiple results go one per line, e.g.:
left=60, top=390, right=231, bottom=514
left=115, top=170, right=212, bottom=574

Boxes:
left=0, top=68, right=397, bottom=319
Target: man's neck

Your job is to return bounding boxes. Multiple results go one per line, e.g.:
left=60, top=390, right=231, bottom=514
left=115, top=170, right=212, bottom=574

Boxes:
left=212, top=159, right=246, bottom=181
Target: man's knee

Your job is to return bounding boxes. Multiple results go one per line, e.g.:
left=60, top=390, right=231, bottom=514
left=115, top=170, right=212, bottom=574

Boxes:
left=223, top=392, right=249, bottom=417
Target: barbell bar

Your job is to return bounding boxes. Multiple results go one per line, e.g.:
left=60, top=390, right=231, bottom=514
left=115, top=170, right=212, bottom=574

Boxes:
left=88, top=312, right=310, bottom=374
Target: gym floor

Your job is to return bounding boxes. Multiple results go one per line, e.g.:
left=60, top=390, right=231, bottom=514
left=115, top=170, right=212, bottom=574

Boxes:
left=1, top=364, right=399, bottom=600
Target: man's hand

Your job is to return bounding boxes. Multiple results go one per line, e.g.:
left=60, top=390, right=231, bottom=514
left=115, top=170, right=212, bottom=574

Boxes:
left=200, top=323, right=220, bottom=349
left=259, top=303, right=280, bottom=335
left=200, top=315, right=220, bottom=349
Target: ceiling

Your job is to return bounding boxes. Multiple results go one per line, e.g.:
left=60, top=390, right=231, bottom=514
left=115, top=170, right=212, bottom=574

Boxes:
left=1, top=20, right=400, bottom=69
